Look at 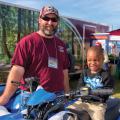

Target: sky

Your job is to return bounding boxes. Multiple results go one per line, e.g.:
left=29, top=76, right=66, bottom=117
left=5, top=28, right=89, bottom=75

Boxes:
left=0, top=0, right=120, bottom=30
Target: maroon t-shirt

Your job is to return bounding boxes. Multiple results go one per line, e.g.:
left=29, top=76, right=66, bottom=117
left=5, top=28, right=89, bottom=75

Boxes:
left=11, top=32, right=69, bottom=92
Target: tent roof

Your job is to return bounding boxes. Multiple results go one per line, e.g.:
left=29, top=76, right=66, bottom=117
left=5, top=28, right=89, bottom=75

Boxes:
left=109, top=29, right=120, bottom=36
left=109, top=29, right=120, bottom=41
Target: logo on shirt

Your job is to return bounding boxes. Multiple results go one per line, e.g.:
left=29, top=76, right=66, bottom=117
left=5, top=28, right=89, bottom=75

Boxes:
left=84, top=76, right=103, bottom=89
left=58, top=46, right=64, bottom=52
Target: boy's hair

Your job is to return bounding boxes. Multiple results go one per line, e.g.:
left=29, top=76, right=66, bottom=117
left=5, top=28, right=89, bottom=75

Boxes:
left=87, top=46, right=104, bottom=58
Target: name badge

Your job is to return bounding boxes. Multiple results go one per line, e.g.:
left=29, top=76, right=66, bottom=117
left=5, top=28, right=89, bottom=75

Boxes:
left=48, top=57, right=58, bottom=69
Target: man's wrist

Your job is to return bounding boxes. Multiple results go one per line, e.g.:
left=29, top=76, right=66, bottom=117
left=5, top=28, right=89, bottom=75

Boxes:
left=0, top=95, right=9, bottom=105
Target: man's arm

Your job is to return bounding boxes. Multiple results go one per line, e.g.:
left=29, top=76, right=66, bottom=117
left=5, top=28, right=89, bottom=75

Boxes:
left=0, top=65, right=25, bottom=105
left=63, top=69, right=70, bottom=93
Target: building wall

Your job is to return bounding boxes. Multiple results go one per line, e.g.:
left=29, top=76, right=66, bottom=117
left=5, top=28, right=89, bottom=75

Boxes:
left=67, top=17, right=109, bottom=39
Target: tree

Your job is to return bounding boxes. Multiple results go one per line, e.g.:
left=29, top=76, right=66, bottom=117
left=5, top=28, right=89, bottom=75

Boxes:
left=0, top=5, right=12, bottom=58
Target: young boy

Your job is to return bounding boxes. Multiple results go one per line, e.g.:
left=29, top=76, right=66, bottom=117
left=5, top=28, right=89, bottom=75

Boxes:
left=67, top=46, right=114, bottom=120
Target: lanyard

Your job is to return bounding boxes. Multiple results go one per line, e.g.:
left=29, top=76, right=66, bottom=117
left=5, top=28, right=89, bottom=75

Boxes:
left=41, top=36, right=58, bottom=58
left=41, top=36, right=58, bottom=69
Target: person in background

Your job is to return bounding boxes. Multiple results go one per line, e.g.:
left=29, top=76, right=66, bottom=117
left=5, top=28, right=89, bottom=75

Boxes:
left=116, top=52, right=120, bottom=79
left=0, top=5, right=70, bottom=106
left=95, top=42, right=110, bottom=71
left=65, top=42, right=76, bottom=73
left=67, top=46, right=114, bottom=120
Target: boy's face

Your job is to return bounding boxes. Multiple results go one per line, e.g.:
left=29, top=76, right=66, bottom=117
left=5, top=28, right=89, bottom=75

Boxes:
left=87, top=50, right=104, bottom=73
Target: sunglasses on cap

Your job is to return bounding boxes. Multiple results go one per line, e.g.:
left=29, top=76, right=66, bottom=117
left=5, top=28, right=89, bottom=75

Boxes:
left=41, top=16, right=58, bottom=22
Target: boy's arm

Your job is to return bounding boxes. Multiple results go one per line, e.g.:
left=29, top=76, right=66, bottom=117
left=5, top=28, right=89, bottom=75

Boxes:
left=103, top=72, right=114, bottom=89
left=95, top=71, right=114, bottom=102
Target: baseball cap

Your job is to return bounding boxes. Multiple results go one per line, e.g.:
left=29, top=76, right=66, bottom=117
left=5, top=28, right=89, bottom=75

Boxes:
left=40, top=5, right=59, bottom=18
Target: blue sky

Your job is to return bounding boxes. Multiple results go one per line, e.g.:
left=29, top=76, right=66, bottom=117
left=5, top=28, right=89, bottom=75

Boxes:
left=1, top=0, right=120, bottom=30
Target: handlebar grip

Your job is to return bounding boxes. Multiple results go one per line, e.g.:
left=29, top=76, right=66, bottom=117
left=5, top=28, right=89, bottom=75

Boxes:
left=91, top=89, right=113, bottom=95
left=25, top=77, right=39, bottom=83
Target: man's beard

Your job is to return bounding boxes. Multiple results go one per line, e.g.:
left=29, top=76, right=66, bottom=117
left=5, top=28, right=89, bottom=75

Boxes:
left=41, top=25, right=58, bottom=36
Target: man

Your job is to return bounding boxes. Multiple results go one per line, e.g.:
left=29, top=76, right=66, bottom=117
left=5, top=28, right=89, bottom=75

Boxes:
left=0, top=5, right=70, bottom=105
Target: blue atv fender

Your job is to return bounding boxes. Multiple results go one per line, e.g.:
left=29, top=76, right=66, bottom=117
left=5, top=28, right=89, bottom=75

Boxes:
left=27, top=88, right=56, bottom=106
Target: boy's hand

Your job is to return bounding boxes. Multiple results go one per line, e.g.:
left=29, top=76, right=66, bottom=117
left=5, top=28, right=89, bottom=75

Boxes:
left=80, top=86, right=90, bottom=96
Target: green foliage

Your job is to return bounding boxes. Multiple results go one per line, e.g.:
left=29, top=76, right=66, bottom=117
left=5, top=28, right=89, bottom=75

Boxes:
left=108, top=54, right=117, bottom=60
left=7, top=32, right=17, bottom=53
left=0, top=4, right=39, bottom=61
left=0, top=55, right=11, bottom=64
left=108, top=54, right=119, bottom=64
left=113, top=79, right=120, bottom=98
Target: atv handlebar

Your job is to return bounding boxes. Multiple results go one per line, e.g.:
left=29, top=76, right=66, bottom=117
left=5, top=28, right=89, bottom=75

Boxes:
left=11, top=77, right=39, bottom=92
left=90, top=88, right=114, bottom=96
left=63, top=88, right=113, bottom=97
left=57, top=87, right=114, bottom=103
